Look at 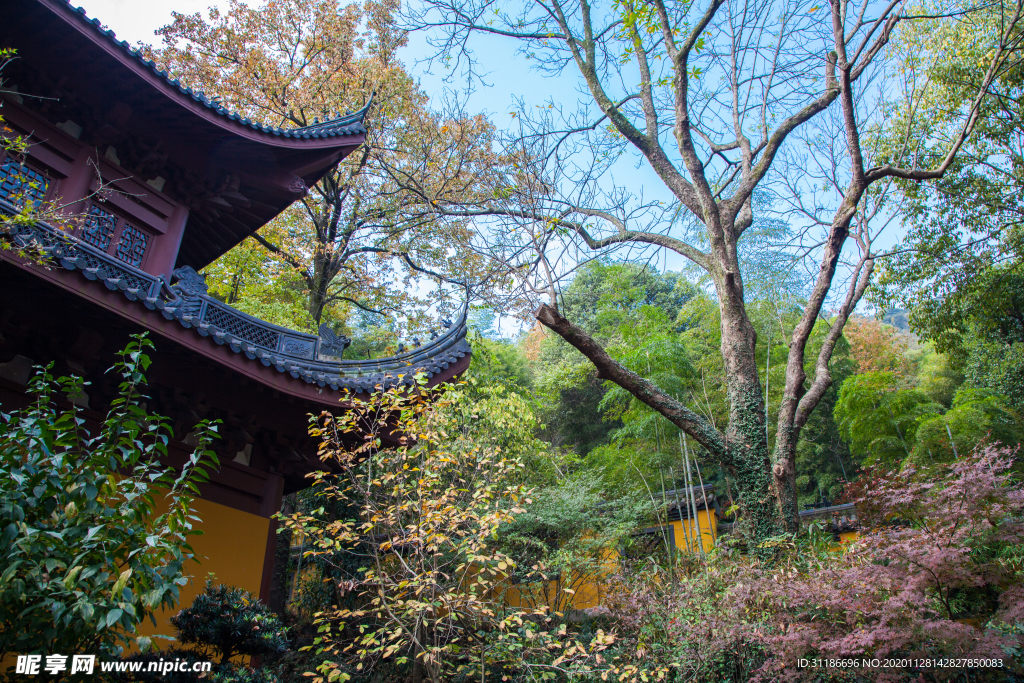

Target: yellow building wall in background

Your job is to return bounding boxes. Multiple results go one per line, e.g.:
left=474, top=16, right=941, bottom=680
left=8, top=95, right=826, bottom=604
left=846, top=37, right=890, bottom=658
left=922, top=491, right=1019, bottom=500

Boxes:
left=500, top=566, right=614, bottom=613
left=669, top=509, right=717, bottom=554
left=499, top=537, right=619, bottom=613
left=0, top=497, right=268, bottom=676
left=136, top=497, right=269, bottom=645
left=498, top=513, right=721, bottom=615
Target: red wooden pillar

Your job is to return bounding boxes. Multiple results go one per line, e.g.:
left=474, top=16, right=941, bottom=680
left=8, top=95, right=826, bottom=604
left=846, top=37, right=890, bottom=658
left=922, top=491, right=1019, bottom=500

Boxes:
left=54, top=147, right=95, bottom=215
left=148, top=203, right=189, bottom=280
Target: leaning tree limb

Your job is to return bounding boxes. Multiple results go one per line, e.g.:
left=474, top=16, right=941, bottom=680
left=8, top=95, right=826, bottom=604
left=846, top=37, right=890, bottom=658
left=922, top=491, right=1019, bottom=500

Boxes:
left=535, top=303, right=728, bottom=464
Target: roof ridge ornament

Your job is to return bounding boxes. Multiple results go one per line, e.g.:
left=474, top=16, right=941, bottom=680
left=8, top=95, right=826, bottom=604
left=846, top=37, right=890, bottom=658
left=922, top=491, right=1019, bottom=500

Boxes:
left=290, top=92, right=375, bottom=135
left=318, top=324, right=351, bottom=358
left=169, top=266, right=209, bottom=317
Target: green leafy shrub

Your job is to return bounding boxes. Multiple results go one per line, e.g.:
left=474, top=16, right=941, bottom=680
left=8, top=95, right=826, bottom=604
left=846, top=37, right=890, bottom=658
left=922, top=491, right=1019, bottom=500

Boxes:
left=834, top=371, right=943, bottom=467
left=0, top=335, right=218, bottom=667
left=287, top=564, right=332, bottom=625
left=124, top=582, right=289, bottom=683
left=119, top=648, right=228, bottom=683
left=170, top=580, right=289, bottom=665
left=911, top=388, right=1023, bottom=464
left=210, top=665, right=282, bottom=683
left=282, top=379, right=616, bottom=683
left=834, top=372, right=1023, bottom=469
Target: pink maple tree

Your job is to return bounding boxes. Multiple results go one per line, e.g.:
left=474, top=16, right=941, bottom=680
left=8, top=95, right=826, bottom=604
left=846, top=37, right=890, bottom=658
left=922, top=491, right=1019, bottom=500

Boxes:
left=608, top=445, right=1024, bottom=682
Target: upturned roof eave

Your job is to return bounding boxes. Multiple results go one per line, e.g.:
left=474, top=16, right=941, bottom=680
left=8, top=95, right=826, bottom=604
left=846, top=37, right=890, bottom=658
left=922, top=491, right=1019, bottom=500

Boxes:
left=41, top=0, right=369, bottom=151
left=3, top=206, right=473, bottom=402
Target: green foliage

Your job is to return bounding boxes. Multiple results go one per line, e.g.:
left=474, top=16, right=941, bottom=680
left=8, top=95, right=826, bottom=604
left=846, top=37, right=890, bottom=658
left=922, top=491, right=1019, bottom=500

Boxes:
left=794, top=378, right=855, bottom=507
left=915, top=344, right=965, bottom=407
left=834, top=372, right=944, bottom=467
left=960, top=274, right=1024, bottom=410
left=560, top=260, right=700, bottom=336
left=911, top=388, right=1024, bottom=466
left=289, top=564, right=333, bottom=624
left=835, top=372, right=1023, bottom=470
left=496, top=471, right=649, bottom=612
left=465, top=333, right=533, bottom=395
left=874, top=2, right=1024, bottom=412
left=0, top=335, right=219, bottom=666
left=281, top=379, right=616, bottom=683
left=535, top=365, right=617, bottom=458
left=204, top=233, right=317, bottom=333
left=881, top=259, right=1024, bottom=412
left=211, top=666, right=282, bottom=683
left=456, top=372, right=576, bottom=487
left=601, top=306, right=697, bottom=423
left=585, top=440, right=679, bottom=499
left=533, top=261, right=698, bottom=457
left=170, top=580, right=290, bottom=664
left=273, top=361, right=573, bottom=667
left=119, top=647, right=225, bottom=683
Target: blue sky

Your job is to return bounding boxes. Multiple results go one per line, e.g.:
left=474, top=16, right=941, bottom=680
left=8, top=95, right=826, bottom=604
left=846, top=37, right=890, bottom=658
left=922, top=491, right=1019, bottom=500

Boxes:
left=75, top=0, right=558, bottom=118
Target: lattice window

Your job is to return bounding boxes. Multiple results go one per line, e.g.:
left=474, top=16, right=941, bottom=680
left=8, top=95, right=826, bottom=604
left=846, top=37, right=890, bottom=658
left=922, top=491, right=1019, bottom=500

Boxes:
left=81, top=205, right=116, bottom=252
left=114, top=222, right=149, bottom=267
left=0, top=158, right=49, bottom=207
left=203, top=303, right=281, bottom=349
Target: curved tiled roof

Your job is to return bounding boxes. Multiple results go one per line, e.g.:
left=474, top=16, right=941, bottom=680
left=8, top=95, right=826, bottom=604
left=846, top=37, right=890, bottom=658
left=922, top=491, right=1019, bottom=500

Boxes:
left=6, top=208, right=471, bottom=395
left=61, top=0, right=370, bottom=140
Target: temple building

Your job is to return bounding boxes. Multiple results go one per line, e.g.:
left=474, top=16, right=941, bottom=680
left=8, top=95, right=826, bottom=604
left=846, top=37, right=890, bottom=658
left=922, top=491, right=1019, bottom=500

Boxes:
left=0, top=0, right=470, bottom=634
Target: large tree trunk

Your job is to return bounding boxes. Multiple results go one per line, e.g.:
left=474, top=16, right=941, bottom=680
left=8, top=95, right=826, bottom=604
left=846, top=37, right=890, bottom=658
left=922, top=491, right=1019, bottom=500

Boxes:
left=771, top=437, right=801, bottom=533
left=771, top=198, right=873, bottom=533
left=717, top=276, right=786, bottom=544
left=308, top=256, right=330, bottom=326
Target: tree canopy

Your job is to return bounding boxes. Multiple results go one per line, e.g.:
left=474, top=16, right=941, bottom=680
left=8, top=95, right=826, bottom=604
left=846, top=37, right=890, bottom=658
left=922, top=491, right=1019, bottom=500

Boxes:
left=149, top=0, right=500, bottom=337
left=400, top=0, right=1024, bottom=547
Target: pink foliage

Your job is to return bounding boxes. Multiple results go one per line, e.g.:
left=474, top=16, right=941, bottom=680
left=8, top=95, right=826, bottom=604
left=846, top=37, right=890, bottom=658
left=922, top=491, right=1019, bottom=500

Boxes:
left=611, top=446, right=1024, bottom=682
left=735, top=445, right=1024, bottom=681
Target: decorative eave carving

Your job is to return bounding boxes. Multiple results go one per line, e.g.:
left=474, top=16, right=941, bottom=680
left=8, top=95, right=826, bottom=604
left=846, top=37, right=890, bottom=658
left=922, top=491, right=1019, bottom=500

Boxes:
left=5, top=205, right=472, bottom=394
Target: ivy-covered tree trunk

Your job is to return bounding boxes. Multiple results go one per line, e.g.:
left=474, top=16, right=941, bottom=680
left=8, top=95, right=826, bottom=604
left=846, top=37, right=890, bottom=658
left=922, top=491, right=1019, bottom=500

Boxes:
left=717, top=274, right=788, bottom=541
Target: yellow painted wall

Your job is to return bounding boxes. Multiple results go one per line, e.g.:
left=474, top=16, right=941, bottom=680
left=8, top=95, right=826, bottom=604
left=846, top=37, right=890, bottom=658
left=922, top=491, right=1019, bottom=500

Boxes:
left=500, top=564, right=614, bottom=613
left=136, top=497, right=270, bottom=645
left=668, top=508, right=717, bottom=554
left=496, top=537, right=619, bottom=614
left=501, top=510, right=718, bottom=613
